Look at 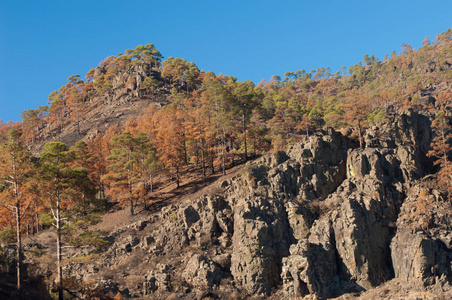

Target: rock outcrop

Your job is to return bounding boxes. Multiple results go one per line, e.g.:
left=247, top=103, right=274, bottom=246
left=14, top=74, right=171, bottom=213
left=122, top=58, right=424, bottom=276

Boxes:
left=229, top=127, right=350, bottom=295
left=281, top=111, right=436, bottom=298
left=391, top=176, right=452, bottom=293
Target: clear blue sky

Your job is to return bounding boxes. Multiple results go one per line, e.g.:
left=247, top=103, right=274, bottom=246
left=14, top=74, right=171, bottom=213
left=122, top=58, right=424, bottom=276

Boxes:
left=0, top=0, right=451, bottom=122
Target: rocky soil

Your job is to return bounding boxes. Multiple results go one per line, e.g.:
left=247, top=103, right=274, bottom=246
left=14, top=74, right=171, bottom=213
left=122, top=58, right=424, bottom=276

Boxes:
left=23, top=110, right=452, bottom=299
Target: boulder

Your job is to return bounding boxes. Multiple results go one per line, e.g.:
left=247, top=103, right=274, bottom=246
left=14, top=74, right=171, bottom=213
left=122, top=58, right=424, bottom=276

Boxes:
left=391, top=228, right=452, bottom=286
left=282, top=220, right=341, bottom=298
left=182, top=205, right=200, bottom=228
left=183, top=254, right=221, bottom=288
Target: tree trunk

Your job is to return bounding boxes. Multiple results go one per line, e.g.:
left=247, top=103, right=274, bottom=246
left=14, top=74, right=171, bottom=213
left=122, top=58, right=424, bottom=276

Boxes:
left=130, top=198, right=134, bottom=216
left=183, top=136, right=188, bottom=164
left=77, top=120, right=80, bottom=137
left=100, top=182, right=105, bottom=200
left=127, top=159, right=134, bottom=216
left=210, top=155, right=215, bottom=175
left=11, top=155, right=22, bottom=299
left=176, top=165, right=180, bottom=188
left=222, top=129, right=226, bottom=175
left=358, top=120, right=363, bottom=149
left=201, top=144, right=206, bottom=178
left=15, top=205, right=22, bottom=300
left=56, top=197, right=63, bottom=300
left=129, top=182, right=134, bottom=216
left=35, top=200, right=40, bottom=234
left=253, top=133, right=257, bottom=157
left=199, top=122, right=206, bottom=178
left=243, top=114, right=248, bottom=162
left=222, top=143, right=226, bottom=175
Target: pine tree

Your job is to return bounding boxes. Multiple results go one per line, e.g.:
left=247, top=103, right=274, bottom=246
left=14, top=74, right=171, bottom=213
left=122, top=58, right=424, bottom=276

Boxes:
left=155, top=105, right=186, bottom=187
left=86, top=133, right=110, bottom=200
left=132, top=132, right=158, bottom=208
left=39, top=142, right=91, bottom=300
left=0, top=129, right=34, bottom=299
left=427, top=111, right=452, bottom=199
left=232, top=80, right=258, bottom=162
left=104, top=132, right=139, bottom=215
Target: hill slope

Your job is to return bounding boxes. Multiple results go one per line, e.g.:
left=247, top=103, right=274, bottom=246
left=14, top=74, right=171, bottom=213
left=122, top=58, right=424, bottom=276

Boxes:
left=20, top=110, right=452, bottom=299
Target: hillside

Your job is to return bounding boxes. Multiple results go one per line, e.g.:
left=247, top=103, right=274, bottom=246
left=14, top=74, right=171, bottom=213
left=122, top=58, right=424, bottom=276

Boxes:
left=15, top=110, right=451, bottom=300
left=0, top=30, right=452, bottom=299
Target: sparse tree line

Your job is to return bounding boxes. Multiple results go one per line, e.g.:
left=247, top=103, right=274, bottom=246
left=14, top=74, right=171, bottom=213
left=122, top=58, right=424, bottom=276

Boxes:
left=0, top=30, right=451, bottom=299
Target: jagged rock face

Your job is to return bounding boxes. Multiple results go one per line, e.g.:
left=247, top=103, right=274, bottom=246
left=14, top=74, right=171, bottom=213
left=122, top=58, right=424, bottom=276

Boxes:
left=391, top=228, right=452, bottom=286
left=391, top=178, right=452, bottom=289
left=230, top=194, right=289, bottom=294
left=229, top=128, right=350, bottom=295
left=143, top=263, right=172, bottom=294
left=280, top=111, right=434, bottom=298
left=182, top=254, right=222, bottom=289
left=93, top=64, right=157, bottom=99
left=146, top=195, right=231, bottom=257
left=363, top=109, right=433, bottom=178
left=286, top=128, right=349, bottom=200
left=282, top=220, right=341, bottom=298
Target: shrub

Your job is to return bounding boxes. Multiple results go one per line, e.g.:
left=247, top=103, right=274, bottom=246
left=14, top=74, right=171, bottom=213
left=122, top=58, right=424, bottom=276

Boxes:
left=0, top=228, right=15, bottom=244
left=39, top=212, right=54, bottom=228
left=0, top=245, right=9, bottom=273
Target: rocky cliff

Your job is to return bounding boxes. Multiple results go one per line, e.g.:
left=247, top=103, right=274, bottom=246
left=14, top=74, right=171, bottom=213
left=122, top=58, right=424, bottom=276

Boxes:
left=25, top=110, right=452, bottom=299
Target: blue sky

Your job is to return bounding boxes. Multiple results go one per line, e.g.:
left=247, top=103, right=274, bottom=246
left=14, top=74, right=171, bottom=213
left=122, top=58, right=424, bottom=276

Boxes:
left=0, top=0, right=451, bottom=122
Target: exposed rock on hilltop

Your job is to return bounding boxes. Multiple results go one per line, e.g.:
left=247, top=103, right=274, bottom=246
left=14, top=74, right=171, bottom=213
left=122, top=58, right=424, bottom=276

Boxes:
left=26, top=110, right=452, bottom=299
left=33, top=64, right=169, bottom=153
